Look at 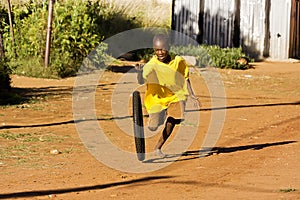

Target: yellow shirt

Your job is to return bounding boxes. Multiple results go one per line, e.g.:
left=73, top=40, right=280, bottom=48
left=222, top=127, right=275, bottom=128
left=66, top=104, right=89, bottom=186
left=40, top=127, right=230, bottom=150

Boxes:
left=143, top=55, right=189, bottom=113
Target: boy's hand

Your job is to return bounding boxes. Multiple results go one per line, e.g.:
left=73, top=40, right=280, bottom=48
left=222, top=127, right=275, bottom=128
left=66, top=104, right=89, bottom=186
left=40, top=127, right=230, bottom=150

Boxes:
left=191, top=96, right=201, bottom=109
left=134, top=63, right=144, bottom=71
left=134, top=63, right=144, bottom=84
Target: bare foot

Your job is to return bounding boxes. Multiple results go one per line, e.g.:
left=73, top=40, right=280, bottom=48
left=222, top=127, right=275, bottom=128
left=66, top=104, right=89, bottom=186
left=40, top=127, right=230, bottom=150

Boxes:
left=154, top=149, right=166, bottom=158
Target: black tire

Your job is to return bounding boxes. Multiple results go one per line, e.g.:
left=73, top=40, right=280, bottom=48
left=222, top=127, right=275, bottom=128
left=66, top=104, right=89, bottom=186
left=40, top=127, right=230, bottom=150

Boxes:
left=132, top=91, right=145, bottom=161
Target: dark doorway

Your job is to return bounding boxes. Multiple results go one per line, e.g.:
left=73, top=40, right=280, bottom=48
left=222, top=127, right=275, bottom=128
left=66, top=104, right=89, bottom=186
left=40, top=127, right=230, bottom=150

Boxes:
left=289, top=0, right=300, bottom=59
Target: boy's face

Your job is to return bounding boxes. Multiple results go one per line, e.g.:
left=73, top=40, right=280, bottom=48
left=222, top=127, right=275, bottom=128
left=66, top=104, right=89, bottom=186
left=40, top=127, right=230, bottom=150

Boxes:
left=153, top=39, right=169, bottom=62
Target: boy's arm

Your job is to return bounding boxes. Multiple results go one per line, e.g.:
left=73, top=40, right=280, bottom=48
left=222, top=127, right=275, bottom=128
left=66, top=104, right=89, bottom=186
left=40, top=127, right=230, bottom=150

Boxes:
left=135, top=58, right=154, bottom=85
left=135, top=64, right=144, bottom=84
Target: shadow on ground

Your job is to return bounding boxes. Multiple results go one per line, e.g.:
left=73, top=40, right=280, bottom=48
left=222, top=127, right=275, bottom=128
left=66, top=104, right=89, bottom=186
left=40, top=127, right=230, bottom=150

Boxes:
left=0, top=176, right=173, bottom=199
left=1, top=101, right=299, bottom=130
left=143, top=140, right=296, bottom=163
left=0, top=81, right=127, bottom=106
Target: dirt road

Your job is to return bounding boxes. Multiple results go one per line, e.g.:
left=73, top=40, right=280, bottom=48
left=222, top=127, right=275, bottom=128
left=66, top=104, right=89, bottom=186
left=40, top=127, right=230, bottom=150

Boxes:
left=0, top=62, right=299, bottom=199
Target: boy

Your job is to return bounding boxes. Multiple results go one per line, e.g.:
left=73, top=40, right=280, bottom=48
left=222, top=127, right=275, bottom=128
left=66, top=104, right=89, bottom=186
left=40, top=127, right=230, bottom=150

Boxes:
left=139, top=34, right=200, bottom=158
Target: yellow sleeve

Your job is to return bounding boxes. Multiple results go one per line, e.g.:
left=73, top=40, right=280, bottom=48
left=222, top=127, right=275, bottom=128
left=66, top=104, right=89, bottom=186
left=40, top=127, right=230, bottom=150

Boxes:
left=142, top=57, right=155, bottom=80
left=176, top=56, right=189, bottom=80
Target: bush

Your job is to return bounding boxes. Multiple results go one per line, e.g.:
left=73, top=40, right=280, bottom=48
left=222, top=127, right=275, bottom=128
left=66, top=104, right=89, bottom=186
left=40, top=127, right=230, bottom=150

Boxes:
left=171, top=44, right=253, bottom=69
left=0, top=57, right=11, bottom=91
left=1, top=0, right=142, bottom=78
left=202, top=45, right=252, bottom=69
left=171, top=45, right=211, bottom=67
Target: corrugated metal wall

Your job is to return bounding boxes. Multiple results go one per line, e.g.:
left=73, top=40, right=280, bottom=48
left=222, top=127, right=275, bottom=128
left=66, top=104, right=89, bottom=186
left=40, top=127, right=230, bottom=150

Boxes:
left=172, top=0, right=236, bottom=47
left=202, top=0, right=235, bottom=47
left=240, top=0, right=266, bottom=59
left=172, top=0, right=294, bottom=60
left=269, top=0, right=292, bottom=60
left=172, top=0, right=200, bottom=44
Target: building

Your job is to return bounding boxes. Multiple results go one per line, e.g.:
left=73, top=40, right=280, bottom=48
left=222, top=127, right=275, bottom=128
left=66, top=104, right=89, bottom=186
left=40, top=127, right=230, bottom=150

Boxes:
left=172, top=0, right=300, bottom=60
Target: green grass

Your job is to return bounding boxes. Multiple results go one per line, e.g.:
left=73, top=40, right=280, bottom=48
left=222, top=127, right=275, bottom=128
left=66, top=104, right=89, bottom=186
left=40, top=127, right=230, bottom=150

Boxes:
left=0, top=131, right=65, bottom=142
left=0, top=132, right=32, bottom=140
left=0, top=131, right=70, bottom=164
left=279, top=188, right=297, bottom=193
left=11, top=58, right=58, bottom=79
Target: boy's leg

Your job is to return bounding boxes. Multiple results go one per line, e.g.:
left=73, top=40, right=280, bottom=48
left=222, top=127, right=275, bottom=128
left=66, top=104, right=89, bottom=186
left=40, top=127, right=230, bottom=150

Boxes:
left=154, top=116, right=181, bottom=157
left=154, top=101, right=185, bottom=158
left=148, top=109, right=166, bottom=131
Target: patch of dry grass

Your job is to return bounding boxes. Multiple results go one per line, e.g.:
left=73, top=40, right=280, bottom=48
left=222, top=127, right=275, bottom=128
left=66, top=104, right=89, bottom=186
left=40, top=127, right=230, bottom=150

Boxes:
left=2, top=0, right=171, bottom=27
left=108, top=0, right=171, bottom=27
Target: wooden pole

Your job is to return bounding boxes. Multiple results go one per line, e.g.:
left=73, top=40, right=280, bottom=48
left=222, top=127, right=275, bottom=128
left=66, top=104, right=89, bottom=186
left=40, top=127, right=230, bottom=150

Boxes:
left=45, top=0, right=54, bottom=68
left=6, top=0, right=16, bottom=58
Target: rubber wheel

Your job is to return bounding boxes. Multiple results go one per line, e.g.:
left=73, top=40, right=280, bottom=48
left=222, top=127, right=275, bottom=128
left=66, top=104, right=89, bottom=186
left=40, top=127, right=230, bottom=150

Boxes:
left=132, top=91, right=145, bottom=161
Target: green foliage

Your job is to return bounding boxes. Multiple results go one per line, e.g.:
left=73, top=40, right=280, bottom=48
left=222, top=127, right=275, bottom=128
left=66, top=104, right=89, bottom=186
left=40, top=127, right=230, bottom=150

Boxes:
left=11, top=57, right=56, bottom=78
left=1, top=0, right=143, bottom=78
left=135, top=48, right=154, bottom=62
left=171, top=44, right=252, bottom=69
left=202, top=45, right=252, bottom=69
left=80, top=42, right=111, bottom=73
left=171, top=45, right=212, bottom=67
left=50, top=0, right=99, bottom=77
left=0, top=57, right=11, bottom=91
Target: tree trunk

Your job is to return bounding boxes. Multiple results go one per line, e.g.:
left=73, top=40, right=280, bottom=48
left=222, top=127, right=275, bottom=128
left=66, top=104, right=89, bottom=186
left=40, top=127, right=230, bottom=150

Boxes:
left=45, top=0, right=54, bottom=68
left=0, top=30, right=5, bottom=58
left=6, top=0, right=16, bottom=58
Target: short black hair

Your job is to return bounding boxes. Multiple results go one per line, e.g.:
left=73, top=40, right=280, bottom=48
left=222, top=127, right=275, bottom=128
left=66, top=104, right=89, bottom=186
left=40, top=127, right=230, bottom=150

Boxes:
left=153, top=34, right=170, bottom=49
left=153, top=34, right=170, bottom=43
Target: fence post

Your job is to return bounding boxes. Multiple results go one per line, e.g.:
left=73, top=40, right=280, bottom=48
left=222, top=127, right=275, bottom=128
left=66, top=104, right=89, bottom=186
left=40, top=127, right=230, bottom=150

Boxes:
left=6, top=0, right=16, bottom=58
left=45, top=0, right=54, bottom=68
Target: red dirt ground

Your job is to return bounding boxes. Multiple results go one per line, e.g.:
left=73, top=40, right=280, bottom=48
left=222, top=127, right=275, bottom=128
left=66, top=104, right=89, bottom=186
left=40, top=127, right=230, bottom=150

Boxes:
left=0, top=61, right=299, bottom=200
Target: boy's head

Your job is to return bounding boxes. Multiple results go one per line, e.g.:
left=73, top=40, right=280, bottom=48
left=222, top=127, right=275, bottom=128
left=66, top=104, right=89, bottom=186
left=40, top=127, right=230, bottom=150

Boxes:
left=153, top=34, right=170, bottom=62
